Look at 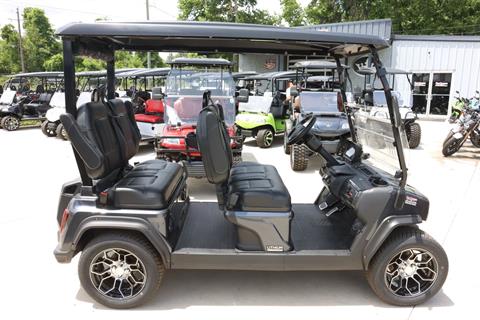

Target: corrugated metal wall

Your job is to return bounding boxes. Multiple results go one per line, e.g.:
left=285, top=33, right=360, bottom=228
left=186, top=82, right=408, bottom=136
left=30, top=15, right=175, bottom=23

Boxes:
left=391, top=38, right=480, bottom=112
left=301, top=19, right=392, bottom=41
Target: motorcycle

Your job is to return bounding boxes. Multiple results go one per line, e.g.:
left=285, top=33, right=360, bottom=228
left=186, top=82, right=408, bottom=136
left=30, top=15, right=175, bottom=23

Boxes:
left=442, top=105, right=480, bottom=156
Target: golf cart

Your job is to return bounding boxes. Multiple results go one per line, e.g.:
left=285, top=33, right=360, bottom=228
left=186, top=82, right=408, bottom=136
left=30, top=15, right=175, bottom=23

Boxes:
left=284, top=60, right=353, bottom=171
left=41, top=69, right=138, bottom=140
left=0, top=71, right=63, bottom=131
left=233, top=71, right=257, bottom=91
left=155, top=57, right=241, bottom=177
left=54, top=21, right=447, bottom=309
left=235, top=71, right=296, bottom=147
left=357, top=67, right=421, bottom=149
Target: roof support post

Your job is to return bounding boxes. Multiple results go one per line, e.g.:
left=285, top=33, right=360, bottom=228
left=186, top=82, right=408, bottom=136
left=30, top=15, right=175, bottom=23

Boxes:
left=106, top=54, right=116, bottom=100
left=62, top=38, right=93, bottom=187
left=335, top=56, right=357, bottom=142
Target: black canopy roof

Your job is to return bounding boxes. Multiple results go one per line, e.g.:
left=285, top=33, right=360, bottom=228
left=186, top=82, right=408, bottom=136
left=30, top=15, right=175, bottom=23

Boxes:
left=233, top=71, right=258, bottom=79
left=56, top=21, right=389, bottom=56
left=293, top=60, right=349, bottom=69
left=10, top=71, right=63, bottom=78
left=356, top=66, right=411, bottom=75
left=117, top=67, right=170, bottom=77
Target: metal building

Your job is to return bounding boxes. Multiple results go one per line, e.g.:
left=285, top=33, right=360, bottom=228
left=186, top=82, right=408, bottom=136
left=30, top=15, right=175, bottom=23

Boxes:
left=239, top=19, right=480, bottom=118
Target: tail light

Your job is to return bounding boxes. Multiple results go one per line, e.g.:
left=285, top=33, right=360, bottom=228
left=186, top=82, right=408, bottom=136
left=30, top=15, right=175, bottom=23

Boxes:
left=337, top=92, right=344, bottom=112
left=60, top=209, right=70, bottom=232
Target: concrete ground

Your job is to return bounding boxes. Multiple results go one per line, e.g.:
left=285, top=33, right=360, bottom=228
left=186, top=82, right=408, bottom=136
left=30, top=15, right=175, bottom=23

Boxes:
left=0, top=120, right=478, bottom=320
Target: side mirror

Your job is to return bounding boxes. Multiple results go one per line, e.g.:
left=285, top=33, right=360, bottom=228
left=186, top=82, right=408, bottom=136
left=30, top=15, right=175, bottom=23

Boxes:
left=237, top=88, right=249, bottom=103
left=290, top=87, right=298, bottom=97
left=391, top=94, right=402, bottom=128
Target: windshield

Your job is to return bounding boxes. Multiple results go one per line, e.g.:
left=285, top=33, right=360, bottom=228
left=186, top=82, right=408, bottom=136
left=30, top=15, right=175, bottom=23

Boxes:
left=238, top=96, right=273, bottom=113
left=373, top=90, right=406, bottom=107
left=300, top=91, right=340, bottom=113
left=164, top=96, right=235, bottom=125
left=354, top=110, right=409, bottom=176
left=0, top=89, right=16, bottom=105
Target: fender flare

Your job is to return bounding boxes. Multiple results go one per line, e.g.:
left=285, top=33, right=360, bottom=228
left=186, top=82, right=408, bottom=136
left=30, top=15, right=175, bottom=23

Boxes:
left=72, top=216, right=172, bottom=267
left=362, top=215, right=422, bottom=269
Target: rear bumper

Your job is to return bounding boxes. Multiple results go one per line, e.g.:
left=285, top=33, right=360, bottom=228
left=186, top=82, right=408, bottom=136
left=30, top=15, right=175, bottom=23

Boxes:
left=239, top=129, right=254, bottom=137
left=54, top=243, right=74, bottom=263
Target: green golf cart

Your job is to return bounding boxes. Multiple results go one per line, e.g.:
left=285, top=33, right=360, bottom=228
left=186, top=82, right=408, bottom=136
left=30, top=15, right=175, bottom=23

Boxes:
left=235, top=71, right=296, bottom=148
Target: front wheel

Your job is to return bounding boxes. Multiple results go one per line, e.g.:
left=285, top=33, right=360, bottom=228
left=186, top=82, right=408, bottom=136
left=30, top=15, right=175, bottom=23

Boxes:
left=290, top=144, right=308, bottom=171
left=56, top=123, right=69, bottom=140
left=256, top=128, right=274, bottom=148
left=407, top=122, right=421, bottom=149
left=367, top=228, right=448, bottom=306
left=470, top=131, right=480, bottom=148
left=442, top=135, right=464, bottom=156
left=1, top=115, right=20, bottom=131
left=78, top=232, right=165, bottom=309
left=41, top=120, right=57, bottom=137
left=283, top=129, right=291, bottom=154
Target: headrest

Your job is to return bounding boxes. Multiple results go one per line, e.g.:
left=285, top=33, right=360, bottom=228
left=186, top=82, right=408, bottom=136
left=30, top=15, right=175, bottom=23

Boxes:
left=152, top=87, right=163, bottom=100
left=145, top=99, right=164, bottom=114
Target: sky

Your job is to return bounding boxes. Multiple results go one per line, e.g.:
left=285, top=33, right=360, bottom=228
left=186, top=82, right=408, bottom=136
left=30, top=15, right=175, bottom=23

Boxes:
left=0, top=0, right=312, bottom=30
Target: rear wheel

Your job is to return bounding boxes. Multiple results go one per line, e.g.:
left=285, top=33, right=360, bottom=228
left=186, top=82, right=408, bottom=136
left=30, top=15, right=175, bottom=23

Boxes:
left=41, top=120, right=57, bottom=137
left=283, top=129, right=291, bottom=154
left=290, top=144, right=308, bottom=171
left=1, top=115, right=20, bottom=131
left=407, top=123, right=421, bottom=149
left=367, top=228, right=448, bottom=306
left=78, top=232, right=164, bottom=309
left=470, top=131, right=480, bottom=148
left=56, top=123, right=68, bottom=140
left=442, top=135, right=463, bottom=156
left=256, top=128, right=274, bottom=148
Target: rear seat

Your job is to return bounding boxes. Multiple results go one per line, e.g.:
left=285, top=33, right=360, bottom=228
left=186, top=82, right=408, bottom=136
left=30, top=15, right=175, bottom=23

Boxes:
left=60, top=99, right=186, bottom=210
left=135, top=99, right=164, bottom=123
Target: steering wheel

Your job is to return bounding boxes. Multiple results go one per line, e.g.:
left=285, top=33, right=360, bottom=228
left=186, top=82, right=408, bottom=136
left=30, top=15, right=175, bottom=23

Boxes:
left=287, top=113, right=316, bottom=145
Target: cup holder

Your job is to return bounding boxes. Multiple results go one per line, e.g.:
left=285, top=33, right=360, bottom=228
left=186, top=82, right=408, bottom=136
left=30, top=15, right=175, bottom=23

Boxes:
left=370, top=176, right=388, bottom=187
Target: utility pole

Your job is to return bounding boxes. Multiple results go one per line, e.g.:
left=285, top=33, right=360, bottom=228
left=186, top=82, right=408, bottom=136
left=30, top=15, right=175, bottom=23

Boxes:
left=146, top=0, right=151, bottom=69
left=16, top=8, right=25, bottom=72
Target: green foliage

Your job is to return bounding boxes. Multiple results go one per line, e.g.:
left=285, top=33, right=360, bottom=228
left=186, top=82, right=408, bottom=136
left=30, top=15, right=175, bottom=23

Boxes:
left=137, top=52, right=166, bottom=68
left=280, top=0, right=305, bottom=26
left=0, top=24, right=21, bottom=74
left=178, top=0, right=280, bottom=25
left=303, top=0, right=480, bottom=35
left=22, top=7, right=60, bottom=72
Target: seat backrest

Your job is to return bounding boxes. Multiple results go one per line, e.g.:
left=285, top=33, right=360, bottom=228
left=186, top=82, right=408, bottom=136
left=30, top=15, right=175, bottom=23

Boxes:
left=196, top=105, right=232, bottom=185
left=107, top=99, right=141, bottom=160
left=145, top=99, right=164, bottom=114
left=151, top=87, right=163, bottom=100
left=49, top=92, right=66, bottom=108
left=76, top=92, right=92, bottom=107
left=60, top=102, right=126, bottom=180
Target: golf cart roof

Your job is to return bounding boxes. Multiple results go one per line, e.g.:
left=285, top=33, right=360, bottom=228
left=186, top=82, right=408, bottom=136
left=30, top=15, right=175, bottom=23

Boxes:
left=307, top=75, right=335, bottom=82
left=356, top=66, right=411, bottom=75
left=246, top=71, right=297, bottom=81
left=233, top=71, right=258, bottom=79
left=168, top=57, right=232, bottom=66
left=10, top=71, right=63, bottom=78
left=293, top=60, right=349, bottom=69
left=56, top=21, right=388, bottom=56
left=118, top=67, right=170, bottom=77
left=76, top=68, right=138, bottom=77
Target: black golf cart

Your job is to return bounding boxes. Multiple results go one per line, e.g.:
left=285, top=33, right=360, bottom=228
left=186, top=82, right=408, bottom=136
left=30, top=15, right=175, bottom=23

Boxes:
left=54, top=21, right=447, bottom=309
left=357, top=67, right=421, bottom=149
left=285, top=60, right=353, bottom=171
left=0, top=71, right=63, bottom=131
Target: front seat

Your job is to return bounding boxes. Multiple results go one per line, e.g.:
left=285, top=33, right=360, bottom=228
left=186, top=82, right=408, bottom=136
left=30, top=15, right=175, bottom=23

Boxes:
left=60, top=99, right=186, bottom=210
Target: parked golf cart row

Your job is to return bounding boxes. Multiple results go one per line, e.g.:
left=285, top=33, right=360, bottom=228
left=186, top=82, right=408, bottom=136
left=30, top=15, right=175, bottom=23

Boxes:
left=0, top=72, right=64, bottom=131
left=54, top=21, right=447, bottom=309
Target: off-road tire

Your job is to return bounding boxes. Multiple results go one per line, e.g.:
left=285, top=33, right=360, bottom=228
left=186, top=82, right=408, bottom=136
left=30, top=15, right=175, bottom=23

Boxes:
left=78, top=232, right=164, bottom=309
left=283, top=129, right=291, bottom=154
left=41, top=120, right=57, bottom=137
left=442, top=135, right=463, bottom=157
left=290, top=144, right=308, bottom=171
left=1, top=115, right=20, bottom=131
left=407, top=123, right=421, bottom=149
left=256, top=128, right=274, bottom=148
left=367, top=227, right=448, bottom=306
left=233, top=152, right=242, bottom=165
left=56, top=123, right=68, bottom=140
left=470, top=132, right=480, bottom=148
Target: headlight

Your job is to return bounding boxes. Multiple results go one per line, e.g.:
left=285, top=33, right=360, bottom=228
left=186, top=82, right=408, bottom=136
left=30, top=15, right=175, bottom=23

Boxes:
left=162, top=138, right=181, bottom=144
left=405, top=112, right=416, bottom=119
left=341, top=122, right=350, bottom=130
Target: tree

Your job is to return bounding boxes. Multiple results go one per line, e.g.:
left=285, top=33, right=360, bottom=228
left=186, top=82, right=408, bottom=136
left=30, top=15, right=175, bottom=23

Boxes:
left=22, top=7, right=60, bottom=71
left=280, top=0, right=305, bottom=27
left=178, top=0, right=279, bottom=25
left=0, top=24, right=21, bottom=74
left=137, top=52, right=165, bottom=68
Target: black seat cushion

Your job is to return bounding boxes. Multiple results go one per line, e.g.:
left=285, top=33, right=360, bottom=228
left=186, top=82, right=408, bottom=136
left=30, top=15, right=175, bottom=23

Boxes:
left=227, top=162, right=291, bottom=212
left=108, top=160, right=184, bottom=209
